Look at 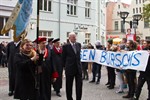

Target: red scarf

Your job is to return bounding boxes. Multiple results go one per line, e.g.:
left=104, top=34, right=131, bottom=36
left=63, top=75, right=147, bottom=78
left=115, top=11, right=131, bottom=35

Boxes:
left=53, top=46, right=62, bottom=54
left=43, top=48, right=48, bottom=58
left=34, top=48, right=48, bottom=59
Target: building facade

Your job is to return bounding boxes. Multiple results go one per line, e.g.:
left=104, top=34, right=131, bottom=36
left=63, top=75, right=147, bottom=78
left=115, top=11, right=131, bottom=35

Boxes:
left=129, top=0, right=150, bottom=40
left=106, top=0, right=130, bottom=39
left=106, top=0, right=150, bottom=41
left=0, top=0, right=107, bottom=45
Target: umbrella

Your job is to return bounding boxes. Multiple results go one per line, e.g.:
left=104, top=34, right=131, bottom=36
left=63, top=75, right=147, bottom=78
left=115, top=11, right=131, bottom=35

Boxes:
left=113, top=38, right=122, bottom=44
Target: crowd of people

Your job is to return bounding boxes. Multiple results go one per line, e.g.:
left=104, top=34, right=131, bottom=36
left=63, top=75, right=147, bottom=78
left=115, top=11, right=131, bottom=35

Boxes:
left=85, top=38, right=150, bottom=100
left=0, top=32, right=150, bottom=100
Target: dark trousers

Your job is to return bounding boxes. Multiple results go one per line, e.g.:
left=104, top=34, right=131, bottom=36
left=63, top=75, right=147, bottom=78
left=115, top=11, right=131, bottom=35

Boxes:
left=82, top=62, right=88, bottom=79
left=8, top=66, right=15, bottom=92
left=135, top=74, right=150, bottom=100
left=126, top=70, right=136, bottom=97
left=66, top=74, right=82, bottom=100
left=92, top=63, right=102, bottom=82
left=107, top=67, right=116, bottom=86
left=20, top=99, right=36, bottom=100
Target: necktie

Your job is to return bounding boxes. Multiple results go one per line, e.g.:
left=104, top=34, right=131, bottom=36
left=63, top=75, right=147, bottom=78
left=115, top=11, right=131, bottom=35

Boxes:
left=72, top=43, right=77, bottom=54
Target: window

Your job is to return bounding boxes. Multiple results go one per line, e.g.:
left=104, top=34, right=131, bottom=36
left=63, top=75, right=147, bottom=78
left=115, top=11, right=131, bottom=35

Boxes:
left=143, top=0, right=145, bottom=3
left=85, top=33, right=91, bottom=44
left=139, top=0, right=141, bottom=3
left=0, top=16, right=10, bottom=37
left=118, top=5, right=120, bottom=9
left=133, top=8, right=135, bottom=14
left=67, top=0, right=78, bottom=16
left=114, top=21, right=118, bottom=30
left=144, top=19, right=150, bottom=28
left=136, top=8, right=138, bottom=13
left=101, top=10, right=103, bottom=24
left=139, top=7, right=141, bottom=13
left=85, top=1, right=91, bottom=18
left=146, top=36, right=150, bottom=40
left=39, top=31, right=52, bottom=37
left=103, top=13, right=105, bottom=26
left=40, top=0, right=52, bottom=12
left=136, top=0, right=138, bottom=4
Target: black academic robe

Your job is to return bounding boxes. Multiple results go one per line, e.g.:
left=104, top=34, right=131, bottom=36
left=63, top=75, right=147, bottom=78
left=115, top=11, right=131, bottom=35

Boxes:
left=37, top=49, right=58, bottom=100
left=6, top=41, right=20, bottom=92
left=52, top=47, right=63, bottom=92
left=13, top=53, right=36, bottom=99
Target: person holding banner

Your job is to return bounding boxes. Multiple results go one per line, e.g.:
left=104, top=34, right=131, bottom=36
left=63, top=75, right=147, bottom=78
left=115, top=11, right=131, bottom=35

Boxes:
left=106, top=39, right=116, bottom=89
left=89, top=41, right=103, bottom=84
left=123, top=40, right=137, bottom=99
left=62, top=32, right=82, bottom=100
left=134, top=40, right=150, bottom=100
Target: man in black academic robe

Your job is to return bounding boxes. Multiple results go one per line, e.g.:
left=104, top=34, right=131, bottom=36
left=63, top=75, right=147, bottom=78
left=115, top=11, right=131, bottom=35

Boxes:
left=6, top=40, right=21, bottom=96
left=51, top=38, right=63, bottom=97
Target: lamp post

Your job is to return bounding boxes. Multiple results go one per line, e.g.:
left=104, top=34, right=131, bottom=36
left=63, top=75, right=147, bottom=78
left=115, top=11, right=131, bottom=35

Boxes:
left=119, top=11, right=142, bottom=41
left=120, top=11, right=129, bottom=33
left=132, top=14, right=142, bottom=40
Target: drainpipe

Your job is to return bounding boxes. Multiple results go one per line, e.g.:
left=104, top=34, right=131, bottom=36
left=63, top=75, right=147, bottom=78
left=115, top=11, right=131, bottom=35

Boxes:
left=58, top=0, right=61, bottom=38
left=98, top=0, right=100, bottom=40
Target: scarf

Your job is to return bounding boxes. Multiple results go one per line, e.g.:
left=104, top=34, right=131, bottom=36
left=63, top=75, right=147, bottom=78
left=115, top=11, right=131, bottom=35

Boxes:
left=53, top=46, right=62, bottom=54
left=21, top=49, right=36, bottom=58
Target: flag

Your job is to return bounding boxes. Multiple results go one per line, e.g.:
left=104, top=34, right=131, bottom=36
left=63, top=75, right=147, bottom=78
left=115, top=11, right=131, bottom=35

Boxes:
left=1, top=0, right=33, bottom=42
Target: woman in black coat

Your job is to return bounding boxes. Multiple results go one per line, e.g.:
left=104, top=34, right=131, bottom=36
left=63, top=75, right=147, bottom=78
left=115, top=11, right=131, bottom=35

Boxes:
left=14, top=39, right=38, bottom=100
left=52, top=38, right=63, bottom=97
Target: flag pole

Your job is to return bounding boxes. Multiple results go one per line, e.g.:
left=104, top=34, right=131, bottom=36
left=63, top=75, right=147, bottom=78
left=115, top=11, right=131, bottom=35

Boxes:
left=35, top=0, right=40, bottom=96
left=37, top=0, right=39, bottom=44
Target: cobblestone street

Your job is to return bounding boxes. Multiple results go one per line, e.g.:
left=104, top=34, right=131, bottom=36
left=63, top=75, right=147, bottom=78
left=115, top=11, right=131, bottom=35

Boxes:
left=0, top=67, right=148, bottom=100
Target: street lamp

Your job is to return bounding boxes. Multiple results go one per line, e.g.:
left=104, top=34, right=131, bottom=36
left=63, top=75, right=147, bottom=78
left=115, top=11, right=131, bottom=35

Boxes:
left=120, top=11, right=129, bottom=33
left=132, top=14, right=142, bottom=41
left=133, top=14, right=142, bottom=26
left=120, top=11, right=142, bottom=41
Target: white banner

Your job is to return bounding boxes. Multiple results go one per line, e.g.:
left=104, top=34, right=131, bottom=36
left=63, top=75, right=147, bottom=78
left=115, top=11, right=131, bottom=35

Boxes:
left=80, top=49, right=149, bottom=71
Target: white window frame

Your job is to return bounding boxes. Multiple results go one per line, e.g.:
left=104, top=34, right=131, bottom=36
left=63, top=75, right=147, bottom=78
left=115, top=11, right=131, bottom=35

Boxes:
left=0, top=17, right=11, bottom=38
left=67, top=0, right=78, bottom=16
left=114, top=21, right=119, bottom=30
left=85, top=1, right=91, bottom=18
left=39, top=30, right=52, bottom=38
left=40, top=0, right=52, bottom=12
left=85, top=33, right=91, bottom=44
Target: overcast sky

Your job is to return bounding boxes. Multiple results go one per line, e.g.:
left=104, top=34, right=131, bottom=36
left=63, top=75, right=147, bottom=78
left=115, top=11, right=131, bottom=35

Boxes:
left=108, top=0, right=131, bottom=4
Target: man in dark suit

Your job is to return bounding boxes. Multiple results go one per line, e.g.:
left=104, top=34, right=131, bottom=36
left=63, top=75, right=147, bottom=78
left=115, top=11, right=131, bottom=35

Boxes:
left=6, top=39, right=21, bottom=96
left=62, top=32, right=82, bottom=100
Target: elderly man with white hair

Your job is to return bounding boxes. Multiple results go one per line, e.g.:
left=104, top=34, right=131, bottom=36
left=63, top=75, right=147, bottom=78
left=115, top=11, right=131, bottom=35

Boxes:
left=62, top=32, right=82, bottom=100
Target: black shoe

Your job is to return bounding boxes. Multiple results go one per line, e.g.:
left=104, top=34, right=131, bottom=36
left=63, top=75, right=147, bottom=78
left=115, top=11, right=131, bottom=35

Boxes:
left=123, top=95, right=131, bottom=98
left=96, top=81, right=100, bottom=84
left=8, top=91, right=13, bottom=96
left=56, top=93, right=61, bottom=97
left=89, top=80, right=95, bottom=83
left=107, top=85, right=111, bottom=88
left=85, top=77, right=89, bottom=80
left=105, top=82, right=110, bottom=85
left=108, top=86, right=114, bottom=89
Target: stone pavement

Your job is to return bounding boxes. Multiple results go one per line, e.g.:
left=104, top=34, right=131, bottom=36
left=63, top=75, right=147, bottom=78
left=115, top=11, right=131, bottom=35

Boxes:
left=0, top=67, right=148, bottom=100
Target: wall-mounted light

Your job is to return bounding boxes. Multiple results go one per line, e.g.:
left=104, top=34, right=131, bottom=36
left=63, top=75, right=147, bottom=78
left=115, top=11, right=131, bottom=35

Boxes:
left=30, top=22, right=36, bottom=30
